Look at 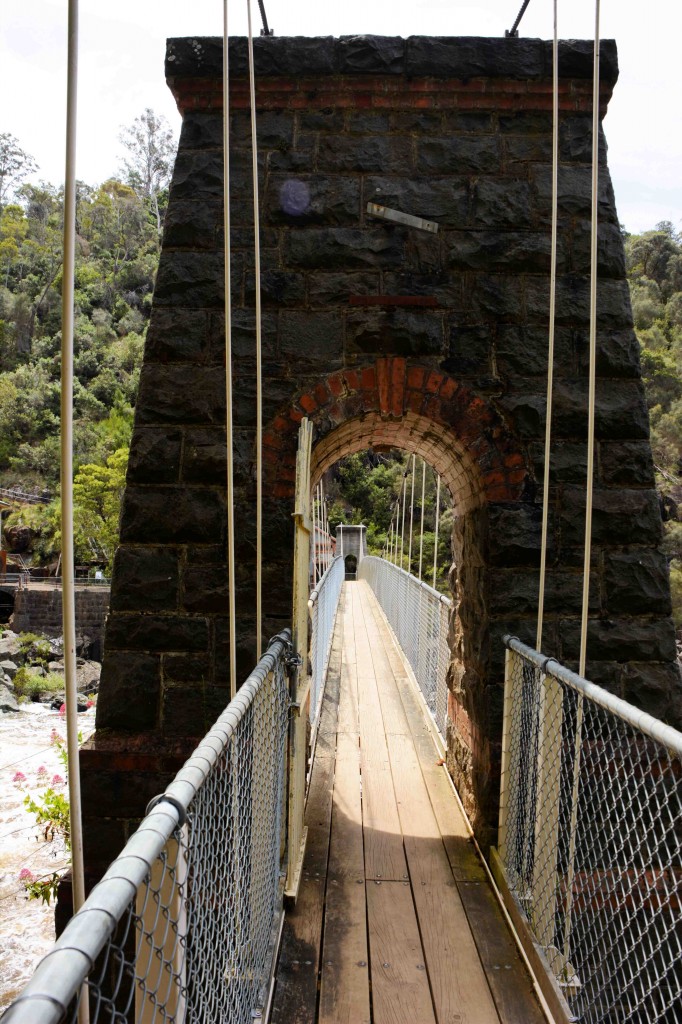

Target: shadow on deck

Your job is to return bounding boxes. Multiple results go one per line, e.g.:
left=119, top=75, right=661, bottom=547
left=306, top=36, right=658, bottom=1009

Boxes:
left=271, top=581, right=546, bottom=1024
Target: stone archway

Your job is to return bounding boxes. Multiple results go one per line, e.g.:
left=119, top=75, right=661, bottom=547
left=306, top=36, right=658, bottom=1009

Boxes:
left=260, top=358, right=531, bottom=835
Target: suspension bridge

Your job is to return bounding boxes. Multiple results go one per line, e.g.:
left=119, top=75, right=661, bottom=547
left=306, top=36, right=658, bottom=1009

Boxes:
left=2, top=9, right=681, bottom=1024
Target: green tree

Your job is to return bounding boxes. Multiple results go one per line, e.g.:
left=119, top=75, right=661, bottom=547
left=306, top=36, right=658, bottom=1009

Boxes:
left=119, top=109, right=175, bottom=236
left=0, top=133, right=37, bottom=208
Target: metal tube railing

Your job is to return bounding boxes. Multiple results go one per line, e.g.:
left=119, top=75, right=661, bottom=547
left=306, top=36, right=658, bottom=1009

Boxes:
left=359, top=555, right=451, bottom=742
left=496, top=635, right=682, bottom=1024
left=1, top=631, right=292, bottom=1024
left=308, top=555, right=344, bottom=730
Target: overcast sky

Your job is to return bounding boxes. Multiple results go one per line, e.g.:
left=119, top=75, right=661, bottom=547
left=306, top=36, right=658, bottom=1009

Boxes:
left=2, top=0, right=680, bottom=234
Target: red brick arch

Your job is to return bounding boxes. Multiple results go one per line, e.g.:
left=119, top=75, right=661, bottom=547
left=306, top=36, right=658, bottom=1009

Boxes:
left=263, top=357, right=528, bottom=509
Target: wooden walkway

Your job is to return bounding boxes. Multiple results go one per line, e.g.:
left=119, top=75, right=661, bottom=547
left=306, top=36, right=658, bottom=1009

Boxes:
left=271, top=581, right=545, bottom=1024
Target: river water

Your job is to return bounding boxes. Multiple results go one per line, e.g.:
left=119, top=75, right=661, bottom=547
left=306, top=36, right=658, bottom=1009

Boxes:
left=0, top=702, right=95, bottom=1011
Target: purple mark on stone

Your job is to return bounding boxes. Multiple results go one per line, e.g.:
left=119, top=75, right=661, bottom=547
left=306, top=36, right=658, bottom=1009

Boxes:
left=280, top=179, right=310, bottom=216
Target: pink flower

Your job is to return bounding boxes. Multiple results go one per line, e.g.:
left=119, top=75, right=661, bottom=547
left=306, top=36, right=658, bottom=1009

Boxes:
left=19, top=869, right=35, bottom=883
left=13, top=771, right=26, bottom=785
left=51, top=774, right=65, bottom=786
left=58, top=704, right=66, bottom=716
left=37, top=765, right=47, bottom=777
left=50, top=729, right=61, bottom=744
left=86, top=700, right=94, bottom=708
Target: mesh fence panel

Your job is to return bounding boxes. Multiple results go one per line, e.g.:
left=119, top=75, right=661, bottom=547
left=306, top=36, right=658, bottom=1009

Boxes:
left=359, top=556, right=451, bottom=742
left=2, top=633, right=292, bottom=1024
left=308, top=555, right=344, bottom=729
left=499, top=639, right=682, bottom=1024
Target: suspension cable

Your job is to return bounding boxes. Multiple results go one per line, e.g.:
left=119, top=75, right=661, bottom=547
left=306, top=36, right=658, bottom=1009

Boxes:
left=223, top=0, right=237, bottom=698
left=565, top=0, right=601, bottom=966
left=536, top=0, right=559, bottom=653
left=418, top=459, right=426, bottom=581
left=400, top=474, right=407, bottom=570
left=246, top=0, right=263, bottom=659
left=62, top=0, right=87, bottom=945
left=506, top=0, right=533, bottom=37
left=407, top=454, right=416, bottom=574
left=580, top=3, right=600, bottom=680
left=433, top=474, right=441, bottom=589
left=257, top=0, right=272, bottom=36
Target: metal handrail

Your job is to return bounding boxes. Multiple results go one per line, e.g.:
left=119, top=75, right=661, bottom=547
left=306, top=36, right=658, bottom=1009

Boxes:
left=1, top=631, right=292, bottom=1024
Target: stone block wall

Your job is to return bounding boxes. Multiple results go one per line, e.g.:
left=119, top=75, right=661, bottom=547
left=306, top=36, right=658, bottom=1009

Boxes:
left=83, top=35, right=679, bottom=864
left=11, top=587, right=109, bottom=656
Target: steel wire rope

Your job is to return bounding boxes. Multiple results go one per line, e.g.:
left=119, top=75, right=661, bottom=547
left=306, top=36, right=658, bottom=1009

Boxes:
left=246, top=0, right=264, bottom=659
left=61, top=2, right=87, bottom=970
left=506, top=0, right=533, bottom=38
left=400, top=474, right=407, bottom=570
left=223, top=0, right=237, bottom=697
left=407, top=454, right=416, bottom=574
left=432, top=475, right=441, bottom=588
left=565, top=0, right=602, bottom=970
left=536, top=0, right=559, bottom=653
left=418, top=458, right=426, bottom=581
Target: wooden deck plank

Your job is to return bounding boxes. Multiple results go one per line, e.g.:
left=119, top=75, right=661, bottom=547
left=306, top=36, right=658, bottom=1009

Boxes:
left=458, top=882, right=546, bottom=1024
left=386, top=732, right=501, bottom=1024
left=320, top=723, right=370, bottom=1024
left=367, top=880, right=437, bottom=1024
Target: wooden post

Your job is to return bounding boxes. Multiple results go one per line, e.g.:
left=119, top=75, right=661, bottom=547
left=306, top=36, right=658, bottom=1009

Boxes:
left=286, top=418, right=313, bottom=899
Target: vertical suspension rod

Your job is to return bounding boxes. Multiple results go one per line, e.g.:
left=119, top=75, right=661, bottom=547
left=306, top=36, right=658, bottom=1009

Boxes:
left=433, top=474, right=441, bottom=589
left=536, top=0, right=559, bottom=653
left=223, top=0, right=237, bottom=698
left=246, top=0, right=263, bottom=658
left=407, top=454, right=416, bottom=575
left=62, top=0, right=87, bottom=940
left=418, top=458, right=426, bottom=581
left=400, top=474, right=407, bottom=569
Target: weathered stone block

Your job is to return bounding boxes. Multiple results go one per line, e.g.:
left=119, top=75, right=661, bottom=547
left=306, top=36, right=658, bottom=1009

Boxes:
left=308, top=271, right=380, bottom=306
left=318, top=136, right=413, bottom=174
left=163, top=653, right=212, bottom=683
left=162, top=199, right=221, bottom=250
left=576, top=329, right=641, bottom=378
left=136, top=365, right=225, bottom=424
left=622, top=663, right=681, bottom=725
left=525, top=276, right=633, bottom=328
left=417, top=137, right=500, bottom=175
left=106, top=613, right=209, bottom=653
left=345, top=309, right=444, bottom=359
left=346, top=111, right=391, bottom=134
left=495, top=325, right=575, bottom=378
left=230, top=110, right=294, bottom=147
left=178, top=112, right=223, bottom=150
left=169, top=151, right=224, bottom=200
left=488, top=569, right=598, bottom=615
left=600, top=440, right=654, bottom=487
left=279, top=312, right=344, bottom=371
left=96, top=652, right=160, bottom=730
left=120, top=486, right=225, bottom=544
left=110, top=547, right=180, bottom=613
left=487, top=503, right=546, bottom=567
left=559, top=617, right=677, bottom=665
left=181, top=567, right=229, bottom=613
left=559, top=488, right=663, bottom=547
left=154, top=251, right=226, bottom=308
left=297, top=109, right=345, bottom=133
left=265, top=174, right=361, bottom=226
left=529, top=440, right=587, bottom=484
left=127, top=427, right=182, bottom=484
left=605, top=550, right=672, bottom=616
left=338, top=35, right=405, bottom=73
left=552, top=380, right=650, bottom=440
left=365, top=176, right=469, bottom=226
left=442, top=323, right=491, bottom=376
left=244, top=269, right=307, bottom=308
left=145, top=308, right=211, bottom=364
left=285, top=227, right=405, bottom=269
left=470, top=180, right=535, bottom=230
left=447, top=231, right=554, bottom=274
left=405, top=36, right=545, bottom=78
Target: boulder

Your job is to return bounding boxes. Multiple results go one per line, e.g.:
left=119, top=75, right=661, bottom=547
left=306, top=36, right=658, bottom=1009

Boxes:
left=50, top=692, right=91, bottom=712
left=77, top=660, right=101, bottom=693
left=0, top=633, right=22, bottom=660
left=3, top=524, right=35, bottom=553
left=0, top=659, right=18, bottom=678
left=0, top=682, right=19, bottom=713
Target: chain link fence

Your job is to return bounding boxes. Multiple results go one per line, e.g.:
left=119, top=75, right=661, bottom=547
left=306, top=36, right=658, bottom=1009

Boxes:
left=308, top=555, right=344, bottom=731
left=359, top=556, right=451, bottom=742
left=1, top=631, right=292, bottom=1024
left=497, top=636, right=682, bottom=1024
